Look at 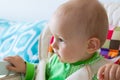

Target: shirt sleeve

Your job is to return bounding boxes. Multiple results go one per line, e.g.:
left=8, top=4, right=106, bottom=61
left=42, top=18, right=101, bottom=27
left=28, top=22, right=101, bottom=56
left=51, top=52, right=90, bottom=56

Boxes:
left=24, top=62, right=36, bottom=80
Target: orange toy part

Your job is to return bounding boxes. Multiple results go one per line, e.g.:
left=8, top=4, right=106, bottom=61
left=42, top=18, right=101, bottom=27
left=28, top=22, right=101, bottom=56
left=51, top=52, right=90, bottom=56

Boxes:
left=48, top=45, right=54, bottom=53
left=108, top=49, right=119, bottom=58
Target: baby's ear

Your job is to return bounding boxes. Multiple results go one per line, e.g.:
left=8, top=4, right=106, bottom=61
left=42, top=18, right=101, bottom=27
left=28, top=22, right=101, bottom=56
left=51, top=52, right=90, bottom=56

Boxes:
left=87, top=38, right=100, bottom=54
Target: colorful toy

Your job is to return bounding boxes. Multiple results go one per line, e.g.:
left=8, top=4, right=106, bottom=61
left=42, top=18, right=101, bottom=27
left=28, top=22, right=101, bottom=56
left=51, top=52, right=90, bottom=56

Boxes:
left=100, top=49, right=120, bottom=59
left=108, top=49, right=119, bottom=58
left=100, top=27, right=120, bottom=59
left=48, top=36, right=54, bottom=54
left=115, top=58, right=120, bottom=65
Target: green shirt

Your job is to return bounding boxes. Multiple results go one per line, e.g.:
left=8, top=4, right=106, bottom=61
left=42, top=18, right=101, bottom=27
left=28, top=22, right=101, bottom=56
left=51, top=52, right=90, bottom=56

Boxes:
left=25, top=52, right=102, bottom=80
left=24, top=62, right=36, bottom=80
left=46, top=52, right=102, bottom=80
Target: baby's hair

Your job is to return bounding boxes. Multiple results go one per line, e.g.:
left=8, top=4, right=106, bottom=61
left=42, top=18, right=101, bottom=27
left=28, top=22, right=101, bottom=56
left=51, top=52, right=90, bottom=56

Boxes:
left=53, top=0, right=108, bottom=47
left=84, top=0, right=109, bottom=47
left=67, top=0, right=109, bottom=47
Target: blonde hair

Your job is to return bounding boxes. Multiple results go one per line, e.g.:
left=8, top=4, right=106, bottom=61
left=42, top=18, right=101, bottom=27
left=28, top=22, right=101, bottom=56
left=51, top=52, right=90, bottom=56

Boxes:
left=53, top=0, right=108, bottom=47
left=84, top=0, right=108, bottom=47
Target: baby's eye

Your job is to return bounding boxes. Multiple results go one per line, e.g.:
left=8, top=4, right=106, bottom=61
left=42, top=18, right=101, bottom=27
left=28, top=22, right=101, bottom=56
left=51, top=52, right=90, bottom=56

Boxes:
left=58, top=38, right=64, bottom=42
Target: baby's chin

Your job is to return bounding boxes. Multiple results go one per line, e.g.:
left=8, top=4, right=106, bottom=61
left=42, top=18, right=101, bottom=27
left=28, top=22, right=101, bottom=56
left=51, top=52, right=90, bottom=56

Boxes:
left=59, top=59, right=67, bottom=63
left=58, top=57, right=80, bottom=64
left=57, top=55, right=66, bottom=63
left=57, top=55, right=63, bottom=61
left=58, top=56, right=71, bottom=63
left=56, top=54, right=73, bottom=63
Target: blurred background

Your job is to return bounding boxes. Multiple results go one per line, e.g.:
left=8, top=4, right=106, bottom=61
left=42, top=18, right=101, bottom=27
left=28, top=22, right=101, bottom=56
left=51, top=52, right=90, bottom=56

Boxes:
left=0, top=0, right=119, bottom=22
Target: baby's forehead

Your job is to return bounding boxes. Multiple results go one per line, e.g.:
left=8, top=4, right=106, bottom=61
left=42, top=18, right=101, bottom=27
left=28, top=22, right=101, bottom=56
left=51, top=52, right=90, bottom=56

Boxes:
left=51, top=0, right=106, bottom=32
left=54, top=0, right=100, bottom=25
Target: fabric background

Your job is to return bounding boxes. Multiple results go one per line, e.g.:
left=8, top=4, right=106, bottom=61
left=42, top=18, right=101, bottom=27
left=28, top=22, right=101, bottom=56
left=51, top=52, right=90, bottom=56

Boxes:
left=0, top=19, right=47, bottom=63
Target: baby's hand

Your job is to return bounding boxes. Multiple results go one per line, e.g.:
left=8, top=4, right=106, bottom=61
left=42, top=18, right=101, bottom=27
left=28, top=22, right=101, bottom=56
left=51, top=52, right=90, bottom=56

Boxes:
left=4, top=56, right=26, bottom=73
left=97, top=63, right=120, bottom=80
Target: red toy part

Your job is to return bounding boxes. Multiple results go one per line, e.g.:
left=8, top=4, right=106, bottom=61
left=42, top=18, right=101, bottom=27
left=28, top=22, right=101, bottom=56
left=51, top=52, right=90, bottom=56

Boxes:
left=50, top=36, right=54, bottom=44
left=48, top=36, right=54, bottom=53
left=115, top=58, right=120, bottom=65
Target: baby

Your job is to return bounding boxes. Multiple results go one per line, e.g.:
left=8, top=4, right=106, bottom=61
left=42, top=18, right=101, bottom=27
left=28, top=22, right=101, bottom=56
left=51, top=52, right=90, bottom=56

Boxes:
left=4, top=0, right=119, bottom=80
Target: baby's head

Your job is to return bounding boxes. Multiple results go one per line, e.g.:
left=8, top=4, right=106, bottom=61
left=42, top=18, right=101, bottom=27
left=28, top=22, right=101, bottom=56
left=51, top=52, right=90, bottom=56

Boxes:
left=49, top=0, right=108, bottom=63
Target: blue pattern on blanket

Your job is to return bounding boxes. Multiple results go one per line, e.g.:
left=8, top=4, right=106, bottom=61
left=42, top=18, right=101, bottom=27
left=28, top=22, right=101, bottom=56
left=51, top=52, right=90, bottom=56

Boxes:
left=0, top=19, right=46, bottom=63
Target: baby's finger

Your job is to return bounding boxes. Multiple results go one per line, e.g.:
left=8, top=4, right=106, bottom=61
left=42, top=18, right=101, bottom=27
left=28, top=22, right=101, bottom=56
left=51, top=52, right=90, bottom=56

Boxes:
left=97, top=65, right=106, bottom=79
left=4, top=56, right=18, bottom=65
left=104, top=64, right=112, bottom=80
left=4, top=56, right=15, bottom=62
left=6, top=64, right=17, bottom=72
left=109, top=64, right=118, bottom=80
left=116, top=67, right=120, bottom=80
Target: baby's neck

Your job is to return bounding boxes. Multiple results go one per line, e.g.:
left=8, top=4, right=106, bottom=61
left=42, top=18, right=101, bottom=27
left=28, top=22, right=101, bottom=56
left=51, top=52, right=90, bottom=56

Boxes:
left=70, top=52, right=101, bottom=66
